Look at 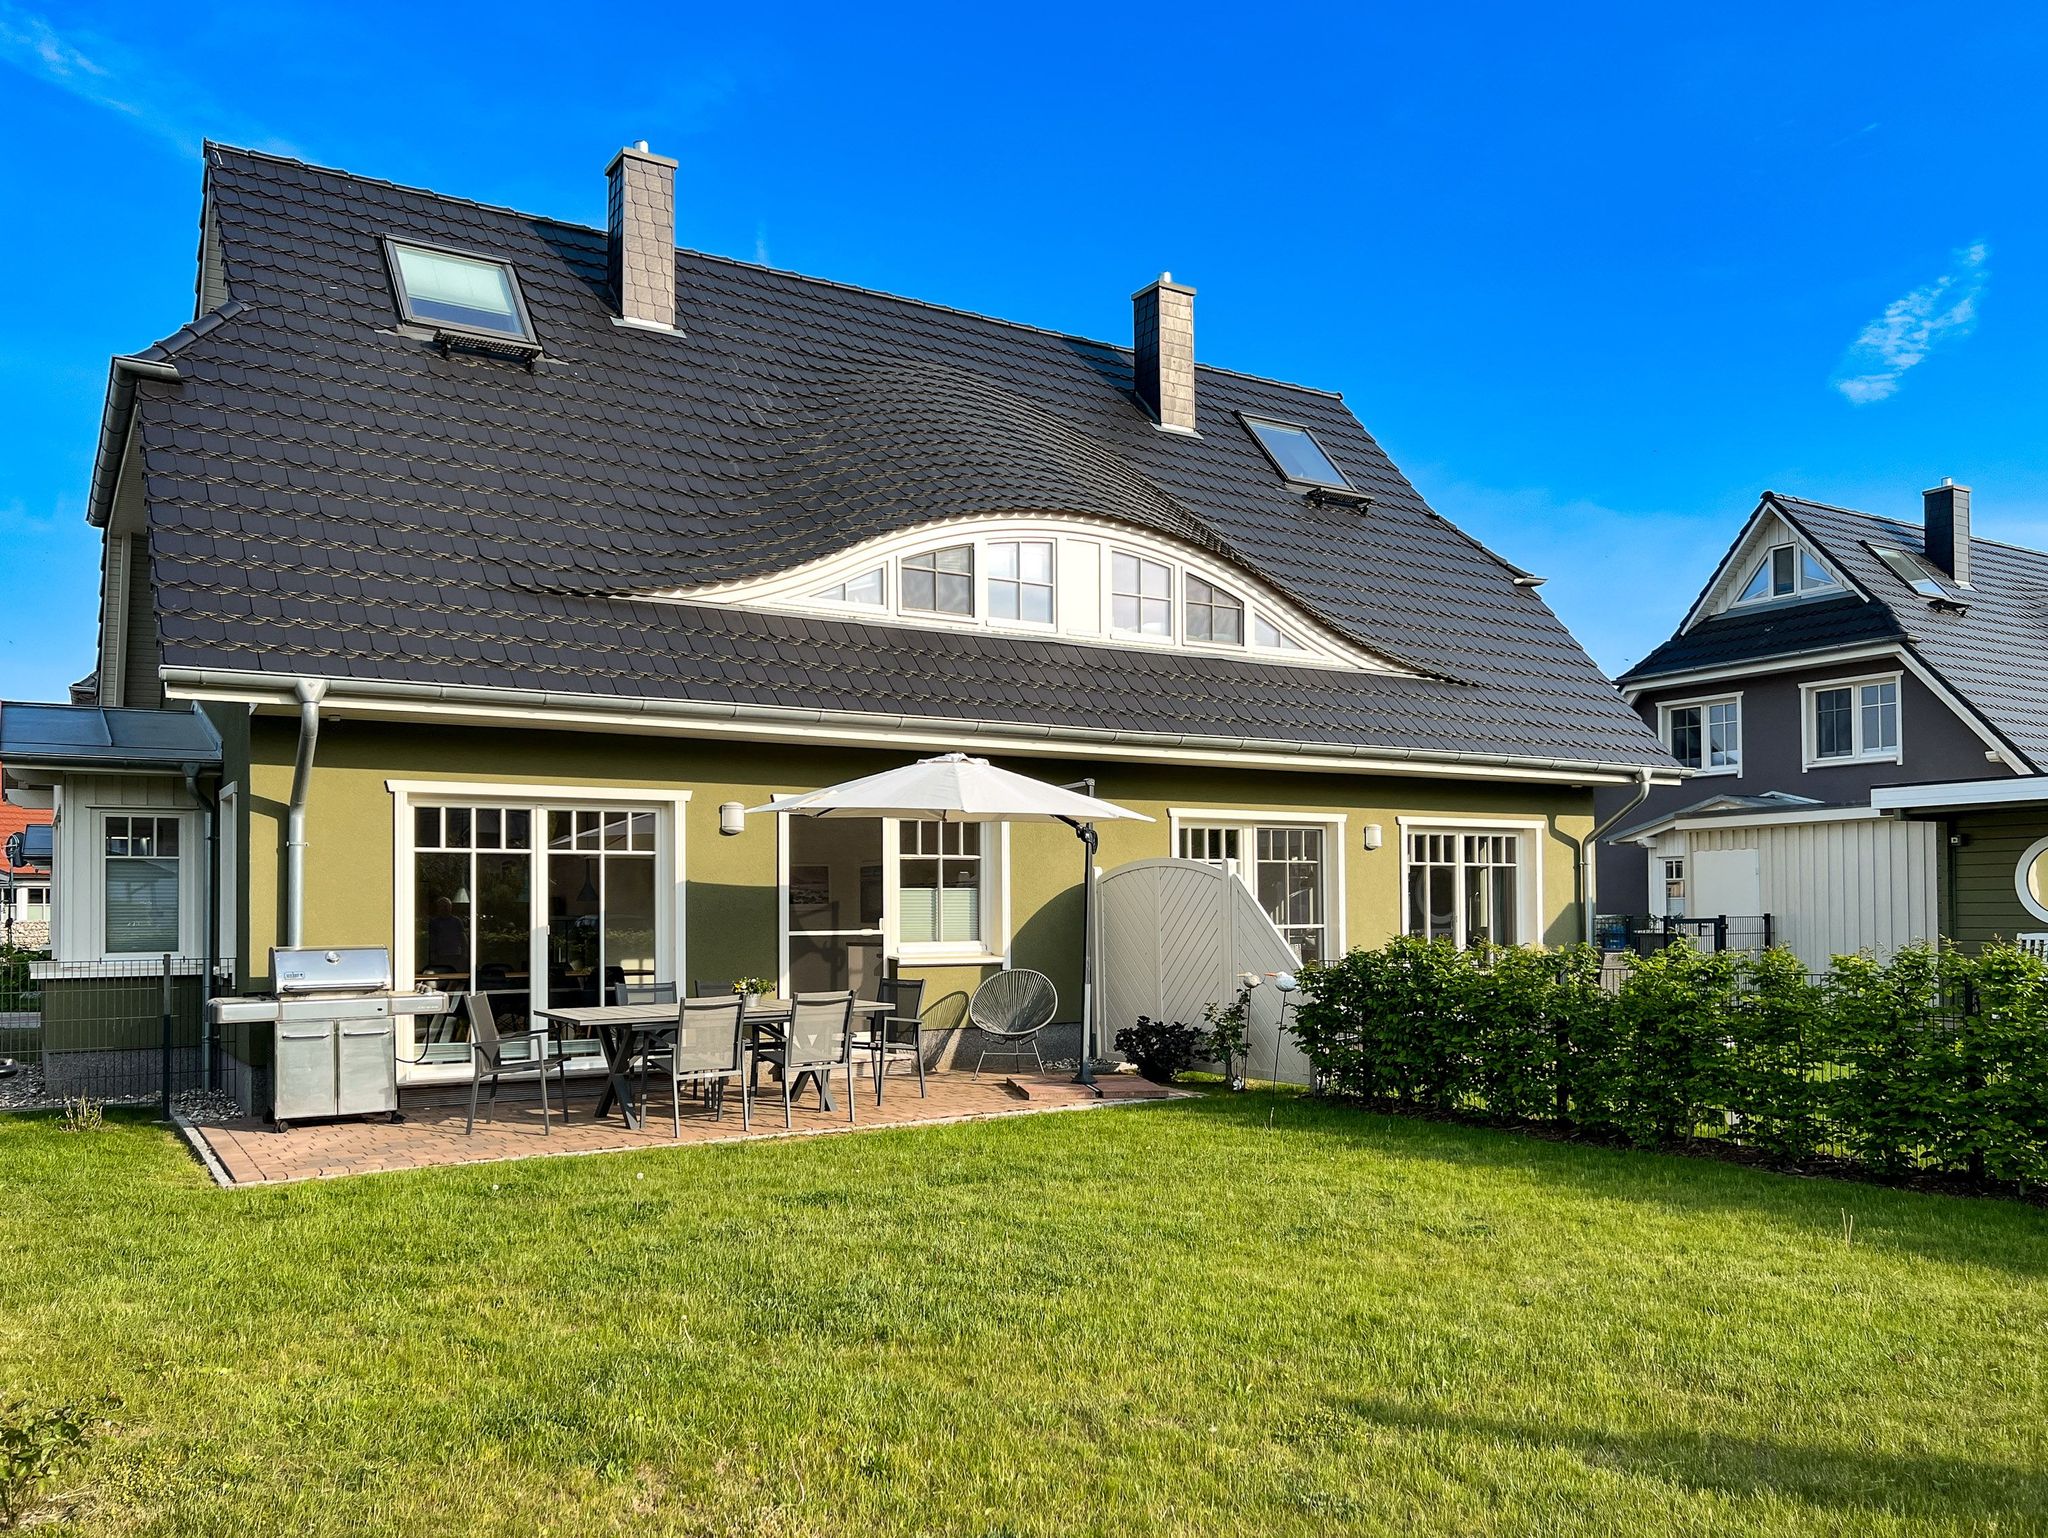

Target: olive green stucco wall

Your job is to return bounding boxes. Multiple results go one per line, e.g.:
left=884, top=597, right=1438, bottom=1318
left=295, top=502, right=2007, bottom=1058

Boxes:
left=231, top=715, right=1597, bottom=1027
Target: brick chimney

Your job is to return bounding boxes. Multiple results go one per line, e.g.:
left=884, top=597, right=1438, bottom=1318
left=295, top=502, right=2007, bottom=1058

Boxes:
left=606, top=141, right=678, bottom=330
left=1924, top=479, right=1972, bottom=586
left=1132, top=273, right=1197, bottom=434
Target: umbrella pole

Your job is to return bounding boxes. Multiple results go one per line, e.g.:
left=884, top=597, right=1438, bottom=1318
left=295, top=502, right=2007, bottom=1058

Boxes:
left=1074, top=821, right=1100, bottom=1094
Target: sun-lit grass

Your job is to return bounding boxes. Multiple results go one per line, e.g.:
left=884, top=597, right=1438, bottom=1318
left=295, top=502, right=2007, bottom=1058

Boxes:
left=2, top=1093, right=2046, bottom=1535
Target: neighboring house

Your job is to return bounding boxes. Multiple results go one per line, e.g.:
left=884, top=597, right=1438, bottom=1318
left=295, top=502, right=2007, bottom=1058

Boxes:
left=2, top=142, right=1672, bottom=1095
left=1597, top=484, right=2047, bottom=965
left=0, top=776, right=54, bottom=947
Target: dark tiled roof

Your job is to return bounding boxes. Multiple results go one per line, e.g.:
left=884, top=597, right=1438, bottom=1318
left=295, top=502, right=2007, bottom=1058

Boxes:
left=1619, top=491, right=2048, bottom=771
left=1618, top=594, right=1905, bottom=681
left=126, top=145, right=1670, bottom=770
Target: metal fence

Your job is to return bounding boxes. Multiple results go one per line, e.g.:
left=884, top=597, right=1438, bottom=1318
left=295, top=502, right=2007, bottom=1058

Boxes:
left=1596, top=913, right=1776, bottom=957
left=0, top=953, right=234, bottom=1111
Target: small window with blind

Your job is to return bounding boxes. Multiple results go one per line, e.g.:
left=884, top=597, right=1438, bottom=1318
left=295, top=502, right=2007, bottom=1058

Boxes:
left=896, top=822, right=984, bottom=948
left=102, top=813, right=184, bottom=955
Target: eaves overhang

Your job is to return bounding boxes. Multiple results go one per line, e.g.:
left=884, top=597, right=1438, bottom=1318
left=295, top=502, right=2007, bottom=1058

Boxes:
left=160, top=666, right=1683, bottom=788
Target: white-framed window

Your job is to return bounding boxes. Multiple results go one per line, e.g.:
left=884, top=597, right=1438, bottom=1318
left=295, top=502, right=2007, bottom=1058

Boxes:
left=1733, top=542, right=1837, bottom=606
left=94, top=811, right=197, bottom=958
left=1803, top=674, right=1901, bottom=765
left=1112, top=551, right=1173, bottom=637
left=675, top=518, right=1371, bottom=668
left=1661, top=857, right=1686, bottom=919
left=897, top=822, right=985, bottom=946
left=12, top=884, right=49, bottom=914
left=1174, top=814, right=1342, bottom=964
left=1659, top=694, right=1742, bottom=775
left=901, top=545, right=975, bottom=615
left=1401, top=823, right=1539, bottom=949
left=987, top=541, right=1055, bottom=624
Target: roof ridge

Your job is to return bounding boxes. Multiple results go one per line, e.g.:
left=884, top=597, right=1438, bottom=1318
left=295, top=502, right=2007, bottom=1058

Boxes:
left=1771, top=489, right=2048, bottom=562
left=204, top=142, right=1347, bottom=402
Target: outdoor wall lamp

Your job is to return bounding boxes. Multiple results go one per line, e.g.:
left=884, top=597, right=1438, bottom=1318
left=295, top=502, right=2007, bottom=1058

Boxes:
left=1362, top=822, right=1383, bottom=851
left=718, top=801, right=745, bottom=837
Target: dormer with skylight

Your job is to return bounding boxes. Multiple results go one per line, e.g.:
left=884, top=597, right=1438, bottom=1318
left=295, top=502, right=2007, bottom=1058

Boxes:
left=640, top=515, right=1404, bottom=674
left=383, top=238, right=540, bottom=360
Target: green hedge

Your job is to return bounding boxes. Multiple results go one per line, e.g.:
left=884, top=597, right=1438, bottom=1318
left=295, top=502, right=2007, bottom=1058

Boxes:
left=1288, top=937, right=2048, bottom=1188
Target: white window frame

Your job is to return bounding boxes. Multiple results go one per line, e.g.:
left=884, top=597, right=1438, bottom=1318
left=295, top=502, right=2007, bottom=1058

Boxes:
left=1396, top=818, right=1545, bottom=950
left=985, top=539, right=1058, bottom=629
left=776, top=815, right=1012, bottom=984
left=88, top=807, right=203, bottom=961
left=386, top=781, right=689, bottom=1085
left=1657, top=692, right=1743, bottom=777
left=1168, top=810, right=1347, bottom=963
left=1801, top=672, right=1903, bottom=768
left=1731, top=541, right=1839, bottom=608
left=2015, top=835, right=2048, bottom=926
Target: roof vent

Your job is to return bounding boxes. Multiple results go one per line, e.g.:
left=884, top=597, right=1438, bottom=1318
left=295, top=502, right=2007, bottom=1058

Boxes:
left=606, top=141, right=679, bottom=331
left=1923, top=478, right=1972, bottom=587
left=1132, top=273, right=1196, bottom=434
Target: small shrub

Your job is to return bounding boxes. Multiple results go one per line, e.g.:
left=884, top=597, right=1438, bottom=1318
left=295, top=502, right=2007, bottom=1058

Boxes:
left=59, top=1097, right=105, bottom=1135
left=0, top=1396, right=112, bottom=1529
left=1201, top=984, right=1253, bottom=1088
left=1114, top=1016, right=1203, bottom=1083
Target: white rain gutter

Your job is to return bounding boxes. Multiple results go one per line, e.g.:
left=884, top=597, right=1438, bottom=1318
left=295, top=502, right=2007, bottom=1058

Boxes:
left=283, top=679, right=327, bottom=947
left=1574, top=765, right=1655, bottom=945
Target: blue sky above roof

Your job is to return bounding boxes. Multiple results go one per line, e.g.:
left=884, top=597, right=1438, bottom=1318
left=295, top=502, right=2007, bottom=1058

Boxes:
left=2, top=0, right=2045, bottom=702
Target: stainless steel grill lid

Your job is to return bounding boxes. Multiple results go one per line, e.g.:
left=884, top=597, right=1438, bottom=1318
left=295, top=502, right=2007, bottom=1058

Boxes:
left=270, top=946, right=393, bottom=994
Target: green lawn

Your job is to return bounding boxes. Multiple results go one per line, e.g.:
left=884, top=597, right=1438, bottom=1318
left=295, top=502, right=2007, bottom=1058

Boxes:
left=3, top=1095, right=2046, bottom=1536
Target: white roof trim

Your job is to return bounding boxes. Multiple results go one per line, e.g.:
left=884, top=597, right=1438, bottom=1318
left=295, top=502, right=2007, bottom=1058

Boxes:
left=1873, top=776, right=2048, bottom=811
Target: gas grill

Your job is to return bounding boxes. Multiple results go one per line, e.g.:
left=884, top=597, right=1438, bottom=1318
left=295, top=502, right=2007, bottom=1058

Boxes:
left=207, top=947, right=449, bottom=1130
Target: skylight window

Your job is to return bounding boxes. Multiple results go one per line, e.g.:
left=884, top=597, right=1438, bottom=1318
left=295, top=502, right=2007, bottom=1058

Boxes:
left=1242, top=417, right=1351, bottom=489
left=385, top=239, right=535, bottom=341
left=1871, top=544, right=1948, bottom=599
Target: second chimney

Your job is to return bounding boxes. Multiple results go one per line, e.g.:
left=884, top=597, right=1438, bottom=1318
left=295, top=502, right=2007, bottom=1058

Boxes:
left=606, top=140, right=679, bottom=330
left=1924, top=479, right=1972, bottom=587
left=1133, top=273, right=1197, bottom=434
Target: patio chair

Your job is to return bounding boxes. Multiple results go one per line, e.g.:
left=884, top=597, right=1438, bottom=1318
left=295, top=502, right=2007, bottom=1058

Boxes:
left=638, top=994, right=750, bottom=1135
left=968, top=969, right=1057, bottom=1080
left=464, top=992, right=569, bottom=1136
left=616, top=981, right=678, bottom=1006
left=691, top=979, right=735, bottom=998
left=753, top=991, right=856, bottom=1128
left=853, top=976, right=928, bottom=1103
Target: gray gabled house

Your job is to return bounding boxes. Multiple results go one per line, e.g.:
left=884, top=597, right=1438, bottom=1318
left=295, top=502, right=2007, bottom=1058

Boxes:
left=1597, top=482, right=2048, bottom=963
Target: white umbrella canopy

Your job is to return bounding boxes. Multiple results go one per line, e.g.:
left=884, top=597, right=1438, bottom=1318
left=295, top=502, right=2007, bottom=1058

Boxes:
left=745, top=753, right=1153, bottom=825
left=745, top=753, right=1148, bottom=1093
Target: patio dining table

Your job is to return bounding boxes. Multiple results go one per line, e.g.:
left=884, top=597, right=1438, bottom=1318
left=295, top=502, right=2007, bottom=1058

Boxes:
left=532, top=998, right=893, bottom=1131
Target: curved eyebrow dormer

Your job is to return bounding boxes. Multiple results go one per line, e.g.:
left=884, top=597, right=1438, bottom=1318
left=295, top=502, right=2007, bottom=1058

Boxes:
left=633, top=513, right=1412, bottom=674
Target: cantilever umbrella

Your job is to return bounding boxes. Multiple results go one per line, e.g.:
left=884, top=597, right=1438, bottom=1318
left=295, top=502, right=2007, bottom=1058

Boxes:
left=747, top=754, right=1151, bottom=1089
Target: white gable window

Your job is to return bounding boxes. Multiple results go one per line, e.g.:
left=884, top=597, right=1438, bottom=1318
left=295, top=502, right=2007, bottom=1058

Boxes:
left=1734, top=543, right=1836, bottom=605
left=988, top=541, right=1054, bottom=623
left=815, top=567, right=885, bottom=607
left=1112, top=551, right=1173, bottom=637
left=902, top=545, right=974, bottom=615
left=650, top=516, right=1403, bottom=673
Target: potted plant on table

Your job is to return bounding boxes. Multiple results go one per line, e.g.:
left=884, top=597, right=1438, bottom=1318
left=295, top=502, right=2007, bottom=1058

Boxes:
left=732, top=977, right=775, bottom=1010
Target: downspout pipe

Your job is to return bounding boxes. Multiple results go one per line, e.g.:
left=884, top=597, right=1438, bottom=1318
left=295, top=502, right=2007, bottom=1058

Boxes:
left=285, top=679, right=328, bottom=949
left=1575, top=766, right=1655, bottom=946
left=183, top=761, right=219, bottom=1088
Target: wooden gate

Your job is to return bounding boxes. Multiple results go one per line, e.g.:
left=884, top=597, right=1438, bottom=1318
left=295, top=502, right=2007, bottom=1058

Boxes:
left=1098, top=857, right=1312, bottom=1084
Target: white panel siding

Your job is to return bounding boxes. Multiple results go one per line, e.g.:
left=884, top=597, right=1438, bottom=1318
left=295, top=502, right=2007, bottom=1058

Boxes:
left=51, top=772, right=203, bottom=965
left=1685, top=817, right=1937, bottom=969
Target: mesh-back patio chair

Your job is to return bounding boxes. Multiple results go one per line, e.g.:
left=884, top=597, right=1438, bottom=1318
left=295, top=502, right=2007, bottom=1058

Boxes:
left=464, top=992, right=568, bottom=1135
left=639, top=994, right=750, bottom=1135
left=616, top=981, right=678, bottom=1005
left=691, top=979, right=735, bottom=998
left=852, top=976, right=928, bottom=1103
left=968, top=969, right=1057, bottom=1080
left=754, top=991, right=856, bottom=1128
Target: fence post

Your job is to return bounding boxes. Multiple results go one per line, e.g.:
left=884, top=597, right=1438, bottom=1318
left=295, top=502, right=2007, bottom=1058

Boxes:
left=1714, top=916, right=1729, bottom=953
left=160, top=953, right=174, bottom=1120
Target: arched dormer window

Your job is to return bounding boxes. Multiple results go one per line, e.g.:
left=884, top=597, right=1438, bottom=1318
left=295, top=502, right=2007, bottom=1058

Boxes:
left=640, top=515, right=1403, bottom=674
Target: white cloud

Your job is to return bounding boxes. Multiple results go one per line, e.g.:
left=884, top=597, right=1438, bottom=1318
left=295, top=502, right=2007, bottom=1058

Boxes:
left=1832, top=243, right=1988, bottom=405
left=0, top=2, right=288, bottom=158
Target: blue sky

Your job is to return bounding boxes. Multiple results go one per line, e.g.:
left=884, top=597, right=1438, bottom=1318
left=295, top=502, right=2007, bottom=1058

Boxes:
left=3, top=1, right=2045, bottom=702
